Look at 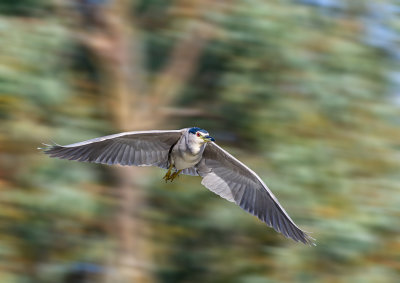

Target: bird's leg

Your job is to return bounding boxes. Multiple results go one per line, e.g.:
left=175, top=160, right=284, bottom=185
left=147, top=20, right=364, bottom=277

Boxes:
left=169, top=170, right=182, bottom=182
left=163, top=163, right=174, bottom=182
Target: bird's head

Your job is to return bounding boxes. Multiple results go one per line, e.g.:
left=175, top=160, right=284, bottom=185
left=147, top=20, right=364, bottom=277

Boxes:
left=188, top=127, right=215, bottom=144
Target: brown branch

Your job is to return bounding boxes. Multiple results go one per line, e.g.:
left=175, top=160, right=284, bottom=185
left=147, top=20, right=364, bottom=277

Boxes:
left=148, top=0, right=229, bottom=110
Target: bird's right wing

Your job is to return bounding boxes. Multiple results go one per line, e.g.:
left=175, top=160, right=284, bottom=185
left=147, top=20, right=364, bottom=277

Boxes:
left=196, top=142, right=314, bottom=245
left=42, top=130, right=183, bottom=169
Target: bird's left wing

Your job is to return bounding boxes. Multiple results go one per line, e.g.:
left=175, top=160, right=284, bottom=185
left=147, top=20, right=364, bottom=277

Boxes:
left=42, top=130, right=183, bottom=169
left=196, top=142, right=314, bottom=245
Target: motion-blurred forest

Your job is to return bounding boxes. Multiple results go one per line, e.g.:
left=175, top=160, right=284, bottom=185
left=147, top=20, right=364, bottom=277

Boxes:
left=1, top=0, right=400, bottom=282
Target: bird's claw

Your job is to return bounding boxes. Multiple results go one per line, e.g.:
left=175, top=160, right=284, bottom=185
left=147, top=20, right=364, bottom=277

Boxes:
left=163, top=170, right=182, bottom=182
left=163, top=164, right=174, bottom=182
left=163, top=171, right=171, bottom=182
left=169, top=171, right=180, bottom=182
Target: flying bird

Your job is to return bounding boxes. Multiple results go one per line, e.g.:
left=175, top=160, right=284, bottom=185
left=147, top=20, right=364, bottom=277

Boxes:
left=42, top=127, right=314, bottom=245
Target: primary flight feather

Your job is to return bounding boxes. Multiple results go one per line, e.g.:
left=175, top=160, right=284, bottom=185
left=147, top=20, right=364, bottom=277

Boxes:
left=42, top=127, right=314, bottom=245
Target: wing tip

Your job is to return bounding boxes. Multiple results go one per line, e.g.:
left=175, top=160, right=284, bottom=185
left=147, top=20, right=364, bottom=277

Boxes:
left=304, top=231, right=317, bottom=246
left=302, top=234, right=317, bottom=246
left=290, top=229, right=316, bottom=246
left=38, top=142, right=64, bottom=155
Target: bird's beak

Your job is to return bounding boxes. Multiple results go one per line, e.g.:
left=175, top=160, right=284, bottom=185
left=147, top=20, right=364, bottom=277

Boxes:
left=203, top=135, right=215, bottom=142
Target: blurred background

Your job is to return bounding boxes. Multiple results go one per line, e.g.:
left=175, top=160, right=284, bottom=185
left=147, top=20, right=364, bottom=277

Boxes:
left=1, top=0, right=400, bottom=282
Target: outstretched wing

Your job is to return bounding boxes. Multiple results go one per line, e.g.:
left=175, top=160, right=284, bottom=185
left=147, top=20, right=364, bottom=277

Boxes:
left=196, top=142, right=314, bottom=245
left=42, top=130, right=183, bottom=170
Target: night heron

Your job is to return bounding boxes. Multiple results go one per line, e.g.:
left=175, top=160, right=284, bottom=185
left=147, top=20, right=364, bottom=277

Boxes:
left=42, top=127, right=314, bottom=245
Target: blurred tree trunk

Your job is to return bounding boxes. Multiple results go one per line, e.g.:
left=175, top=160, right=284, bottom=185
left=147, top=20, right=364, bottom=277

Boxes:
left=72, top=0, right=227, bottom=281
left=72, top=2, right=152, bottom=282
left=79, top=2, right=153, bottom=282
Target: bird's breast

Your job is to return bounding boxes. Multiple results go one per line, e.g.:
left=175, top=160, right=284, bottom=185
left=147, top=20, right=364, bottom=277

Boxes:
left=172, top=150, right=202, bottom=170
left=171, top=142, right=204, bottom=170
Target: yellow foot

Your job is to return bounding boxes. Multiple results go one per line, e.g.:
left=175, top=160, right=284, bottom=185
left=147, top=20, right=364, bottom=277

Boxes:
left=163, top=163, right=173, bottom=183
left=168, top=170, right=182, bottom=182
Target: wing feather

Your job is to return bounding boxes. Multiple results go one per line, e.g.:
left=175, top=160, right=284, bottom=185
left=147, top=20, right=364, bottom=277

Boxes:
left=94, top=141, right=111, bottom=163
left=196, top=142, right=314, bottom=245
left=128, top=146, right=135, bottom=166
left=42, top=130, right=184, bottom=170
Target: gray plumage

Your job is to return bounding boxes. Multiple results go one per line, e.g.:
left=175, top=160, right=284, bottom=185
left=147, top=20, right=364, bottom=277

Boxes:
left=42, top=127, right=314, bottom=245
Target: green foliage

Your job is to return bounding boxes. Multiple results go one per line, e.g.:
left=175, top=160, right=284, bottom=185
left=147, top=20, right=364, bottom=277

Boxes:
left=1, top=0, right=400, bottom=282
left=0, top=0, right=53, bottom=16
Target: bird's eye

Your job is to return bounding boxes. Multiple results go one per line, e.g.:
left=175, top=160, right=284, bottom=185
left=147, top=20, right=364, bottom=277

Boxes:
left=196, top=132, right=201, bottom=137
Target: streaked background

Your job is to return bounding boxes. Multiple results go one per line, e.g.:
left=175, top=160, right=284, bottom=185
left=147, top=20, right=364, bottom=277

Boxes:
left=1, top=0, right=399, bottom=282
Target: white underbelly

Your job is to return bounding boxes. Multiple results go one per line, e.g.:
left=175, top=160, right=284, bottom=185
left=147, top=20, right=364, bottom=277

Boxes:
left=172, top=152, right=202, bottom=170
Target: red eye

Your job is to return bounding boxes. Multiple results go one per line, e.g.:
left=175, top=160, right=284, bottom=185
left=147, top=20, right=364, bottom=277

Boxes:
left=196, top=132, right=201, bottom=137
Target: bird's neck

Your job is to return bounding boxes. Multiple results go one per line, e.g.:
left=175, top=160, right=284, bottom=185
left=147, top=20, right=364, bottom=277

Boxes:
left=188, top=140, right=206, bottom=156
